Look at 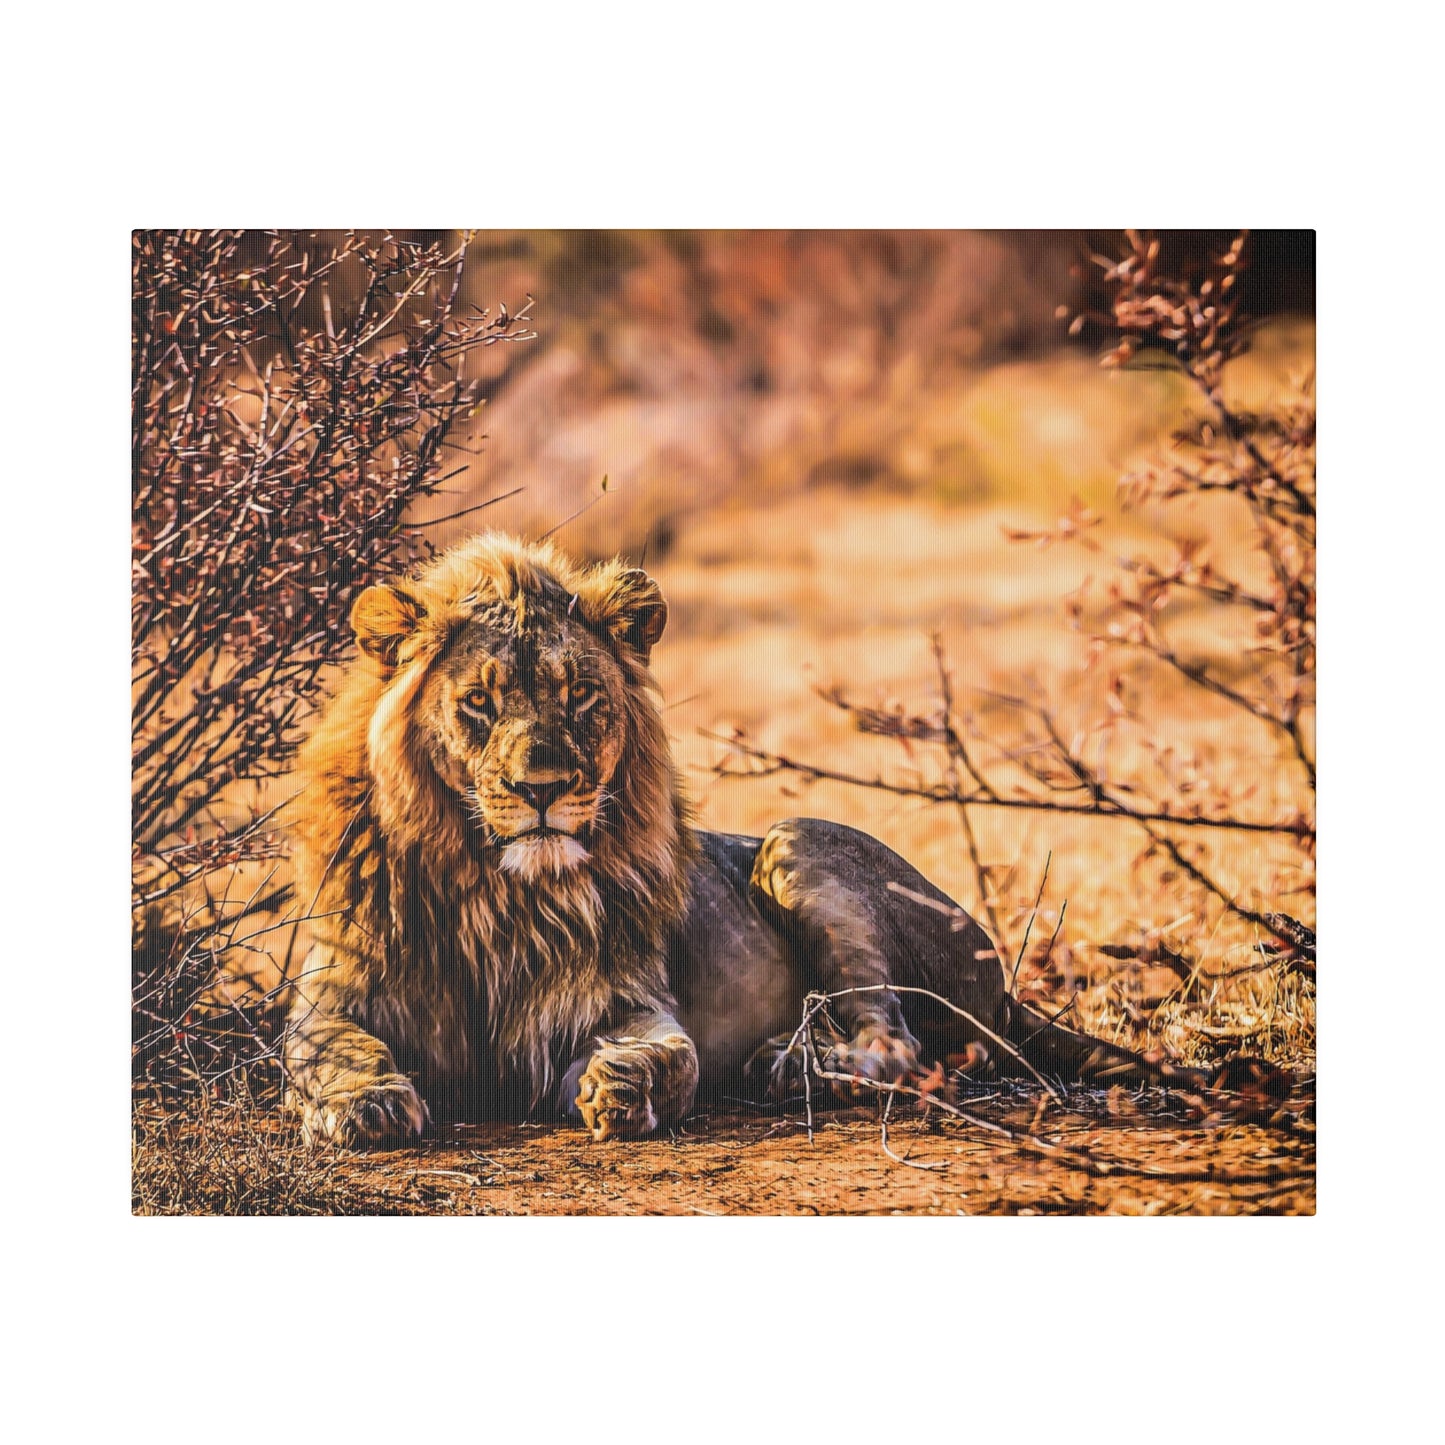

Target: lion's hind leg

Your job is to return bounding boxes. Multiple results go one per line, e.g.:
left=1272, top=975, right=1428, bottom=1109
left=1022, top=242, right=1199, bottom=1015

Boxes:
left=750, top=819, right=914, bottom=1090
left=748, top=819, right=1001, bottom=1096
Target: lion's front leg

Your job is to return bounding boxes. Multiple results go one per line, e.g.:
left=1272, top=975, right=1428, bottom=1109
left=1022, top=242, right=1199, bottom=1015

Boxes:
left=571, top=1012, right=699, bottom=1142
left=284, top=949, right=430, bottom=1148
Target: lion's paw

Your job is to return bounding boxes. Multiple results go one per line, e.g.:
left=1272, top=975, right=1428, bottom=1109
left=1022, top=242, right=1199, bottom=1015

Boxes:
left=574, top=1034, right=697, bottom=1142
left=822, top=1025, right=923, bottom=1097
left=297, top=1073, right=430, bottom=1148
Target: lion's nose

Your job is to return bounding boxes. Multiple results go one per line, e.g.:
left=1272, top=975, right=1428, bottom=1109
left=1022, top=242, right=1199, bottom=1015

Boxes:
left=504, top=775, right=577, bottom=820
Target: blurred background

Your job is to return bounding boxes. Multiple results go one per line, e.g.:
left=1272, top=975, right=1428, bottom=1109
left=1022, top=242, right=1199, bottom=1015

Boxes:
left=394, top=229, right=1313, bottom=556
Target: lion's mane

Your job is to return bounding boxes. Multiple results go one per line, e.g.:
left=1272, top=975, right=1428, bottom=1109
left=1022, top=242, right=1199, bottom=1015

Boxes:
left=288, top=533, right=697, bottom=1116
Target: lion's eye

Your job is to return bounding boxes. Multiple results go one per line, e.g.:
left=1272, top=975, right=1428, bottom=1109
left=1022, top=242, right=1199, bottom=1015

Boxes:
left=460, top=688, right=494, bottom=719
left=570, top=680, right=601, bottom=715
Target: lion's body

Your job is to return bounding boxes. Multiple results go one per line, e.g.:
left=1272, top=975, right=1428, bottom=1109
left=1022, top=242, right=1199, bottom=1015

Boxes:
left=285, top=532, right=1190, bottom=1145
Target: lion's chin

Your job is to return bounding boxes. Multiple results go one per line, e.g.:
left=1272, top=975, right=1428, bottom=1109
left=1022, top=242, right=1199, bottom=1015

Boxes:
left=495, top=833, right=591, bottom=879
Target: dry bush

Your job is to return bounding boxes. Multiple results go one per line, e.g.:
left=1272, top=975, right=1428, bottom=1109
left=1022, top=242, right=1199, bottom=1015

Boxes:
left=132, top=230, right=534, bottom=1196
left=132, top=231, right=534, bottom=910
left=1050, top=231, right=1314, bottom=933
left=715, top=231, right=1315, bottom=1072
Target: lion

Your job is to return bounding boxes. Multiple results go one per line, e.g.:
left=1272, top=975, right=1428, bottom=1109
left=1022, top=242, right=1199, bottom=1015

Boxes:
left=285, top=531, right=1218, bottom=1146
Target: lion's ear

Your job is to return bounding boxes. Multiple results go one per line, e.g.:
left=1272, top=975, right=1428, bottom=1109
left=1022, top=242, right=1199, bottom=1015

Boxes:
left=576, top=566, right=668, bottom=663
left=351, top=585, right=424, bottom=668
left=615, top=569, right=668, bottom=659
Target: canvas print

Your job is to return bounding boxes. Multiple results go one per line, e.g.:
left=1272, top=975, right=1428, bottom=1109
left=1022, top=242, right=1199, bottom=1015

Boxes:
left=132, top=229, right=1315, bottom=1215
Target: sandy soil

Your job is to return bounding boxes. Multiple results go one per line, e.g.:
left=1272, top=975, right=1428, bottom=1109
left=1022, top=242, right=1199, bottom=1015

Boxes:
left=312, top=1092, right=1314, bottom=1216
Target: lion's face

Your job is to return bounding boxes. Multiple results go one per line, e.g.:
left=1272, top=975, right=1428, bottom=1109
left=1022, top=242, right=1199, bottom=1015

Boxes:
left=415, top=603, right=630, bottom=878
left=346, top=535, right=671, bottom=883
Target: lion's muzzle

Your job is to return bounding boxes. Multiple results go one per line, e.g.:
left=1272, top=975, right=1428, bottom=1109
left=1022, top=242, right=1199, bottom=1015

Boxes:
left=485, top=769, right=597, bottom=875
left=501, top=772, right=583, bottom=828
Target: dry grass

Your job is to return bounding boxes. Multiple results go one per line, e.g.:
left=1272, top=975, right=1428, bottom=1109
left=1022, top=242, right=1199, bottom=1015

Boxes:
left=132, top=1084, right=393, bottom=1216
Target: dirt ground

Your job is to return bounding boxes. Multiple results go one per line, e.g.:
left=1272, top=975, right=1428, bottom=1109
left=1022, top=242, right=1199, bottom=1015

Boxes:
left=308, top=1089, right=1314, bottom=1216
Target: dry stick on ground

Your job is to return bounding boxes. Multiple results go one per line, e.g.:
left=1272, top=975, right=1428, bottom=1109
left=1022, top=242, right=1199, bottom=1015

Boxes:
left=792, top=988, right=1309, bottom=1185
left=879, top=1091, right=946, bottom=1172
left=412, top=1169, right=484, bottom=1186
left=800, top=981, right=1063, bottom=1102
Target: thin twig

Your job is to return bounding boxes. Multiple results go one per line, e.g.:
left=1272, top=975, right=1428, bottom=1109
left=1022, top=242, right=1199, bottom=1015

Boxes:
left=808, top=1056, right=1305, bottom=1186
left=1010, top=851, right=1052, bottom=995
left=412, top=486, right=526, bottom=530
left=537, top=481, right=614, bottom=542
left=707, top=732, right=1313, bottom=838
left=879, top=1091, right=947, bottom=1172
